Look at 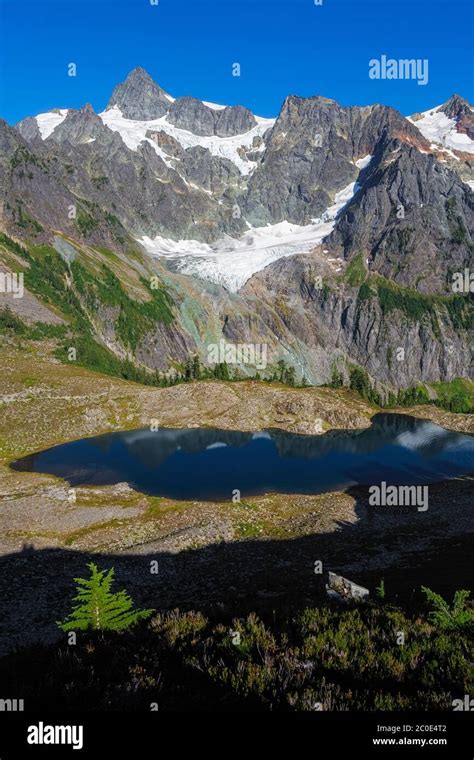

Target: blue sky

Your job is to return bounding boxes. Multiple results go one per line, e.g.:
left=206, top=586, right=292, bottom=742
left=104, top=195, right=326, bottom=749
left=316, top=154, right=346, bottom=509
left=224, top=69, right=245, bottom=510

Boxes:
left=0, top=0, right=472, bottom=124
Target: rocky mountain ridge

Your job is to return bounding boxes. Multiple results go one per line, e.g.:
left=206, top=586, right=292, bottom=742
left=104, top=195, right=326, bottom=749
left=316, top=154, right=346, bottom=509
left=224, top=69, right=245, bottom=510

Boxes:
left=1, top=68, right=473, bottom=391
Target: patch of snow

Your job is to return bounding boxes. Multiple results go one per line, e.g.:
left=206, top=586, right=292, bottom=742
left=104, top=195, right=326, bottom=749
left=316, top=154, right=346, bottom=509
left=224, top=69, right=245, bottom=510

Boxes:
left=35, top=109, right=68, bottom=139
left=409, top=106, right=474, bottom=154
left=183, top=180, right=213, bottom=195
left=99, top=105, right=275, bottom=175
left=202, top=100, right=226, bottom=111
left=355, top=154, right=372, bottom=169
left=466, top=180, right=474, bottom=190
left=254, top=114, right=273, bottom=126
left=138, top=180, right=358, bottom=291
left=429, top=141, right=460, bottom=161
left=442, top=148, right=460, bottom=161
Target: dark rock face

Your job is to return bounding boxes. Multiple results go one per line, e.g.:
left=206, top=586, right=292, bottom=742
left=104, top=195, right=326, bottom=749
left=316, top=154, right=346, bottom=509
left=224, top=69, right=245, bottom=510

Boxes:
left=54, top=131, right=237, bottom=242
left=145, top=129, right=183, bottom=157
left=167, top=97, right=257, bottom=137
left=243, top=96, right=431, bottom=227
left=239, top=252, right=473, bottom=387
left=457, top=115, right=474, bottom=142
left=438, top=94, right=472, bottom=121
left=167, top=97, right=216, bottom=135
left=245, top=95, right=354, bottom=226
left=215, top=105, right=257, bottom=137
left=0, top=117, right=201, bottom=248
left=180, top=146, right=241, bottom=195
left=326, top=136, right=474, bottom=293
left=6, top=105, right=247, bottom=245
left=16, top=116, right=42, bottom=143
left=0, top=119, right=86, bottom=244
left=46, top=104, right=105, bottom=145
left=106, top=66, right=172, bottom=120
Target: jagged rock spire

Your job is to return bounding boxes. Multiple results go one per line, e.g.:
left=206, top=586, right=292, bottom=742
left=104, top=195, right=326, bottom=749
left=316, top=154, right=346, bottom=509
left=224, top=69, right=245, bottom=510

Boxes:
left=106, top=66, right=173, bottom=120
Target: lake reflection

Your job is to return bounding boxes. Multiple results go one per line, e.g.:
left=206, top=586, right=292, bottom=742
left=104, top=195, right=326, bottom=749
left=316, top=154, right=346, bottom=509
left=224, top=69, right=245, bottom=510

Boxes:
left=11, top=414, right=474, bottom=501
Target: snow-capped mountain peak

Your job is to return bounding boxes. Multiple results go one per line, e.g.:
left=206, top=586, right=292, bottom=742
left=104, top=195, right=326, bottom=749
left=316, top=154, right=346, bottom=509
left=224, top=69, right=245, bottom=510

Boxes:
left=409, top=95, right=474, bottom=155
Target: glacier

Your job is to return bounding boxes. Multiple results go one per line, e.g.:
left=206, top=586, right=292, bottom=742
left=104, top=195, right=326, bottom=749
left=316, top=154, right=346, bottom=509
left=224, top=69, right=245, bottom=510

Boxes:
left=139, top=178, right=365, bottom=292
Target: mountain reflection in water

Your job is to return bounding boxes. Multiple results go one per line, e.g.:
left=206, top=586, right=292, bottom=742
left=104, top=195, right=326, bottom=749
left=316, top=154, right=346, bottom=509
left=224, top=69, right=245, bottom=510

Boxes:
left=11, top=414, right=474, bottom=501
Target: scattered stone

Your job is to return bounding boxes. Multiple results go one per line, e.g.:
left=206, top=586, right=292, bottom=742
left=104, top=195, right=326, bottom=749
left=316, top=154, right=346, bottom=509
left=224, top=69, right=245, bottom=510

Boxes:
left=326, top=571, right=370, bottom=602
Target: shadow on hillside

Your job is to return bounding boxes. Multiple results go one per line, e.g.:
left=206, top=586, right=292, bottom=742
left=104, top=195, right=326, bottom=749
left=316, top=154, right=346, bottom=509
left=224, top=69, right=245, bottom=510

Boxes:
left=0, top=476, right=473, bottom=657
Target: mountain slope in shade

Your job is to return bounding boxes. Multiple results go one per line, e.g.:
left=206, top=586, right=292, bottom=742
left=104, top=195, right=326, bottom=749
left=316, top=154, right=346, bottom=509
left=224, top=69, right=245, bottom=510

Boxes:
left=325, top=133, right=474, bottom=293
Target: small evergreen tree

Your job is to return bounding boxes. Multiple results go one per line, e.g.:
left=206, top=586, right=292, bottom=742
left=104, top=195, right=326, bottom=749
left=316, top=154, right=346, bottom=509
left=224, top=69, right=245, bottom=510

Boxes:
left=421, top=586, right=474, bottom=631
left=284, top=365, right=296, bottom=387
left=184, top=356, right=193, bottom=381
left=349, top=366, right=371, bottom=398
left=397, top=388, right=407, bottom=406
left=276, top=359, right=286, bottom=382
left=387, top=391, right=396, bottom=408
left=213, top=362, right=230, bottom=380
left=415, top=385, right=430, bottom=405
left=449, top=392, right=471, bottom=413
left=329, top=367, right=343, bottom=388
left=58, top=563, right=154, bottom=633
left=192, top=354, right=201, bottom=380
left=376, top=578, right=386, bottom=600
